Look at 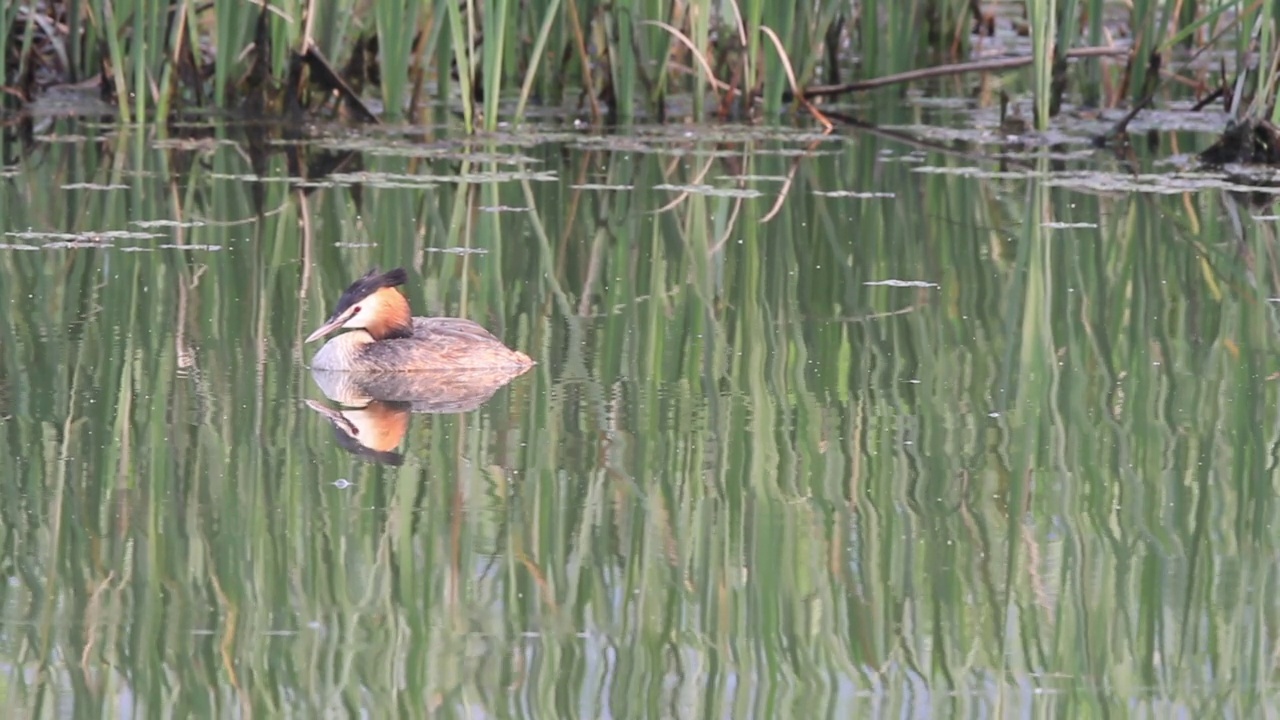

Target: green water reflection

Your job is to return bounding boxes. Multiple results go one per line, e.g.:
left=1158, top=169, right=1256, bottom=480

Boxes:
left=0, top=119, right=1275, bottom=718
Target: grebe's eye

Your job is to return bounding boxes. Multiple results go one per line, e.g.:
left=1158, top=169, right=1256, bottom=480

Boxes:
left=352, top=305, right=362, bottom=314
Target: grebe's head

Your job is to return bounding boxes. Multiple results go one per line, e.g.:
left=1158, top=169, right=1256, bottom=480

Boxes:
left=306, top=267, right=414, bottom=343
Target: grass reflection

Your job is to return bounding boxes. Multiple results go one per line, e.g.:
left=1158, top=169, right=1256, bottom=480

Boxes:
left=0, top=119, right=1274, bottom=718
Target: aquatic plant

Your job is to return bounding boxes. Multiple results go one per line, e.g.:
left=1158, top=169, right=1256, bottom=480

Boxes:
left=0, top=0, right=1261, bottom=136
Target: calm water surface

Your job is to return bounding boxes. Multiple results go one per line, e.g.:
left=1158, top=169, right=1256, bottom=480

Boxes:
left=0, top=118, right=1274, bottom=718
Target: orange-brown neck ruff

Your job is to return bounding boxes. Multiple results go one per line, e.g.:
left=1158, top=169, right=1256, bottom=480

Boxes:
left=363, top=287, right=414, bottom=340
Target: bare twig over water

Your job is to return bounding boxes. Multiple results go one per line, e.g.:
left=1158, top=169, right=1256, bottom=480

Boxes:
left=793, top=45, right=1129, bottom=101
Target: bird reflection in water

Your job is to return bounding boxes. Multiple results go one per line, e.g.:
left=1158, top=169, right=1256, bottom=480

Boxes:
left=305, top=367, right=532, bottom=464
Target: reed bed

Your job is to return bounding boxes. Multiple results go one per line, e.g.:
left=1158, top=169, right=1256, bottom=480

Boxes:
left=2, top=0, right=1275, bottom=131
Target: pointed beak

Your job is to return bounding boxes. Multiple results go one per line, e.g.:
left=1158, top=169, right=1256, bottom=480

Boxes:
left=305, top=308, right=355, bottom=343
left=305, top=399, right=359, bottom=434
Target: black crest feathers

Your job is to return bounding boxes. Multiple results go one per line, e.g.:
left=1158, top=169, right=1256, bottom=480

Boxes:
left=329, top=267, right=408, bottom=318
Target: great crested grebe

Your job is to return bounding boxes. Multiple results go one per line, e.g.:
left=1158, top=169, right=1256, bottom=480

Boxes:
left=304, top=267, right=535, bottom=372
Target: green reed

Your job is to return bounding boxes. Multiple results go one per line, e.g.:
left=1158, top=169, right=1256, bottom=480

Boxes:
left=443, top=0, right=477, bottom=130
left=513, top=0, right=561, bottom=122
left=480, top=0, right=513, bottom=129
left=376, top=0, right=418, bottom=121
left=1026, top=0, right=1053, bottom=129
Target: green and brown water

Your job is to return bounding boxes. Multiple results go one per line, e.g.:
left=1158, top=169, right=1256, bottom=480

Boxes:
left=0, top=114, right=1276, bottom=717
